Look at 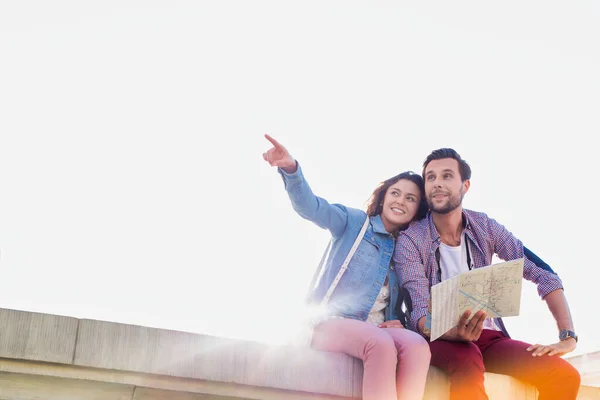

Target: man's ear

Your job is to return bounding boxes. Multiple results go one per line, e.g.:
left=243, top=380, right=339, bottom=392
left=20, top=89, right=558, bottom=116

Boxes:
left=463, top=179, right=471, bottom=194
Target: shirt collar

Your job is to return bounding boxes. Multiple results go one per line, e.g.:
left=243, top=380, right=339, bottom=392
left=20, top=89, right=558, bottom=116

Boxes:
left=427, top=209, right=473, bottom=243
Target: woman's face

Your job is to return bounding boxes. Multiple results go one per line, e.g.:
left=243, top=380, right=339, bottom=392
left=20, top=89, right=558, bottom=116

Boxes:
left=379, top=179, right=422, bottom=233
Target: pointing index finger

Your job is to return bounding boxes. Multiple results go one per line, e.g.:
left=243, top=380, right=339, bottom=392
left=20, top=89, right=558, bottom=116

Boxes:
left=264, top=134, right=284, bottom=149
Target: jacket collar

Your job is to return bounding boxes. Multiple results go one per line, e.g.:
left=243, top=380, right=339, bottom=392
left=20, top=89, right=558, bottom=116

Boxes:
left=371, top=214, right=391, bottom=235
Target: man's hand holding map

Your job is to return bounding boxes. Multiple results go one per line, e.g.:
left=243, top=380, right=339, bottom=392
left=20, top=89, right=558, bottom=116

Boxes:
left=430, top=258, right=524, bottom=341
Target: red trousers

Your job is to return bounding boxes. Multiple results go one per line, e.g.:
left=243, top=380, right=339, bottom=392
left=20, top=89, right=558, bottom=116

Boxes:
left=429, top=329, right=580, bottom=400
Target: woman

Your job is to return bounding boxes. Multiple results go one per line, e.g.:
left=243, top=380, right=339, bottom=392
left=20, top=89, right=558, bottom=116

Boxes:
left=262, top=134, right=431, bottom=400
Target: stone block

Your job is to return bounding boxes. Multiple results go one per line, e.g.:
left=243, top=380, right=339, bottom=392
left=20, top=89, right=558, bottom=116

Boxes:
left=74, top=319, right=360, bottom=397
left=133, top=386, right=250, bottom=399
left=578, top=385, right=600, bottom=400
left=0, top=308, right=78, bottom=364
left=0, top=371, right=134, bottom=400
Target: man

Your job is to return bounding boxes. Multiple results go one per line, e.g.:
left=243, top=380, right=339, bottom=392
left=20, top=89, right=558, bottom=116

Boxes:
left=393, top=148, right=580, bottom=400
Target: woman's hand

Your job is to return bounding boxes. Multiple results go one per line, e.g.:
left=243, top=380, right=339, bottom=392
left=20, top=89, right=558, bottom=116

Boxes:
left=263, top=134, right=297, bottom=173
left=379, top=320, right=404, bottom=329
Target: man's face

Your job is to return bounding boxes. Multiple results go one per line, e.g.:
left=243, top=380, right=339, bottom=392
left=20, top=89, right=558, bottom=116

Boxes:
left=424, top=158, right=469, bottom=214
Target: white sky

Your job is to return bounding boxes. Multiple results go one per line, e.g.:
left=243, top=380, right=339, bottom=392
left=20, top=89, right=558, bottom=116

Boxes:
left=0, top=1, right=598, bottom=358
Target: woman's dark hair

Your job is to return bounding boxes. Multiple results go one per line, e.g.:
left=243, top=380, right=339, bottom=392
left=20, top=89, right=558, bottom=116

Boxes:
left=365, top=171, right=428, bottom=221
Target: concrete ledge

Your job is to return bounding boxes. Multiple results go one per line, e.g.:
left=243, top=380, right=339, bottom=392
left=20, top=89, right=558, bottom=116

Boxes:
left=0, top=357, right=537, bottom=400
left=578, top=386, right=600, bottom=400
left=0, top=358, right=354, bottom=400
left=0, top=308, right=597, bottom=399
left=569, top=351, right=600, bottom=387
left=74, top=319, right=362, bottom=397
left=132, top=387, right=260, bottom=400
left=0, top=371, right=134, bottom=400
left=71, top=318, right=540, bottom=399
left=0, top=308, right=78, bottom=364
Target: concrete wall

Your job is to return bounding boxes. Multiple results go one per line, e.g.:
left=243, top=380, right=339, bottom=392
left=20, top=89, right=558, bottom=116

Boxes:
left=0, top=307, right=597, bottom=400
left=569, top=351, right=600, bottom=387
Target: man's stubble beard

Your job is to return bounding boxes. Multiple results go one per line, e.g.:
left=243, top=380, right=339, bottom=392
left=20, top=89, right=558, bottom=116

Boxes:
left=427, top=190, right=465, bottom=215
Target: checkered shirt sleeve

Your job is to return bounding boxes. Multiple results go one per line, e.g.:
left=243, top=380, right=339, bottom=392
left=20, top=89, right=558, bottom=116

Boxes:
left=483, top=216, right=564, bottom=298
left=393, top=232, right=431, bottom=333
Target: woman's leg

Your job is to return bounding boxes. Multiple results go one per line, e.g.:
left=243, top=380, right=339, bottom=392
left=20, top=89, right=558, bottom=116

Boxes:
left=383, top=328, right=431, bottom=400
left=311, top=318, right=398, bottom=400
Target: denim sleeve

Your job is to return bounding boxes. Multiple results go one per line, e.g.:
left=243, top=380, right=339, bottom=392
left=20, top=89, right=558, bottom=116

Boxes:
left=278, top=162, right=348, bottom=237
left=488, top=217, right=564, bottom=298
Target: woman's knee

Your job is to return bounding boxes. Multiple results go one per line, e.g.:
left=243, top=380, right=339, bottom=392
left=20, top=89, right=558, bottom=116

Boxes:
left=394, top=330, right=431, bottom=362
left=362, top=330, right=398, bottom=361
left=411, top=335, right=432, bottom=362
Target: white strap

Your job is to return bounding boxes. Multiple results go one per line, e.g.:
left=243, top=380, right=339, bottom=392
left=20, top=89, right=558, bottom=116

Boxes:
left=320, top=216, right=370, bottom=306
left=304, top=240, right=332, bottom=303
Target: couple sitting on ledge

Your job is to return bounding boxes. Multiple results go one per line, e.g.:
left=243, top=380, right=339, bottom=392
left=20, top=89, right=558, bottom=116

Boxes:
left=262, top=134, right=580, bottom=400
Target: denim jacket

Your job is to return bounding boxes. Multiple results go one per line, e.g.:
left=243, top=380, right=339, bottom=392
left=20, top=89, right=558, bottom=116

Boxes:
left=279, top=162, right=401, bottom=322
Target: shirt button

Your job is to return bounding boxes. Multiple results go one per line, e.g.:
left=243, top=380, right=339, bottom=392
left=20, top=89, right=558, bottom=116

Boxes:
left=390, top=266, right=394, bottom=271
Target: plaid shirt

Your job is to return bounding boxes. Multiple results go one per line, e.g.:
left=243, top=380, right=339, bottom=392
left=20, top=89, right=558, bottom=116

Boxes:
left=393, top=209, right=564, bottom=333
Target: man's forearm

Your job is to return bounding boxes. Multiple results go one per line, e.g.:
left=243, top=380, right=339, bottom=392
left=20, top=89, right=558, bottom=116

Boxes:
left=544, top=288, right=575, bottom=331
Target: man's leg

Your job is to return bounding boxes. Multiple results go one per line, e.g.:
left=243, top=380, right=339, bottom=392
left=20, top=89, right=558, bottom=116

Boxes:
left=429, top=338, right=488, bottom=400
left=479, top=330, right=581, bottom=400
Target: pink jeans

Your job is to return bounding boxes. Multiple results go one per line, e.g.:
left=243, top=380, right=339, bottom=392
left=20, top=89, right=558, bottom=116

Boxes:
left=311, top=318, right=431, bottom=400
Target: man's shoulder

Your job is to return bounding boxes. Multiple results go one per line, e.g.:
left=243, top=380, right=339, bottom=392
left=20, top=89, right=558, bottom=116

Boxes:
left=463, top=208, right=490, bottom=219
left=464, top=209, right=508, bottom=239
left=464, top=208, right=495, bottom=228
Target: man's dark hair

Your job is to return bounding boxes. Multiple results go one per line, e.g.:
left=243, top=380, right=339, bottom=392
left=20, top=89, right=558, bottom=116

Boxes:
left=422, top=148, right=471, bottom=182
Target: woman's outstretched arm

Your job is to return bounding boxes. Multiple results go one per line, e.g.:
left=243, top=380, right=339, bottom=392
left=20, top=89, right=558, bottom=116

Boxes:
left=263, top=134, right=348, bottom=237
